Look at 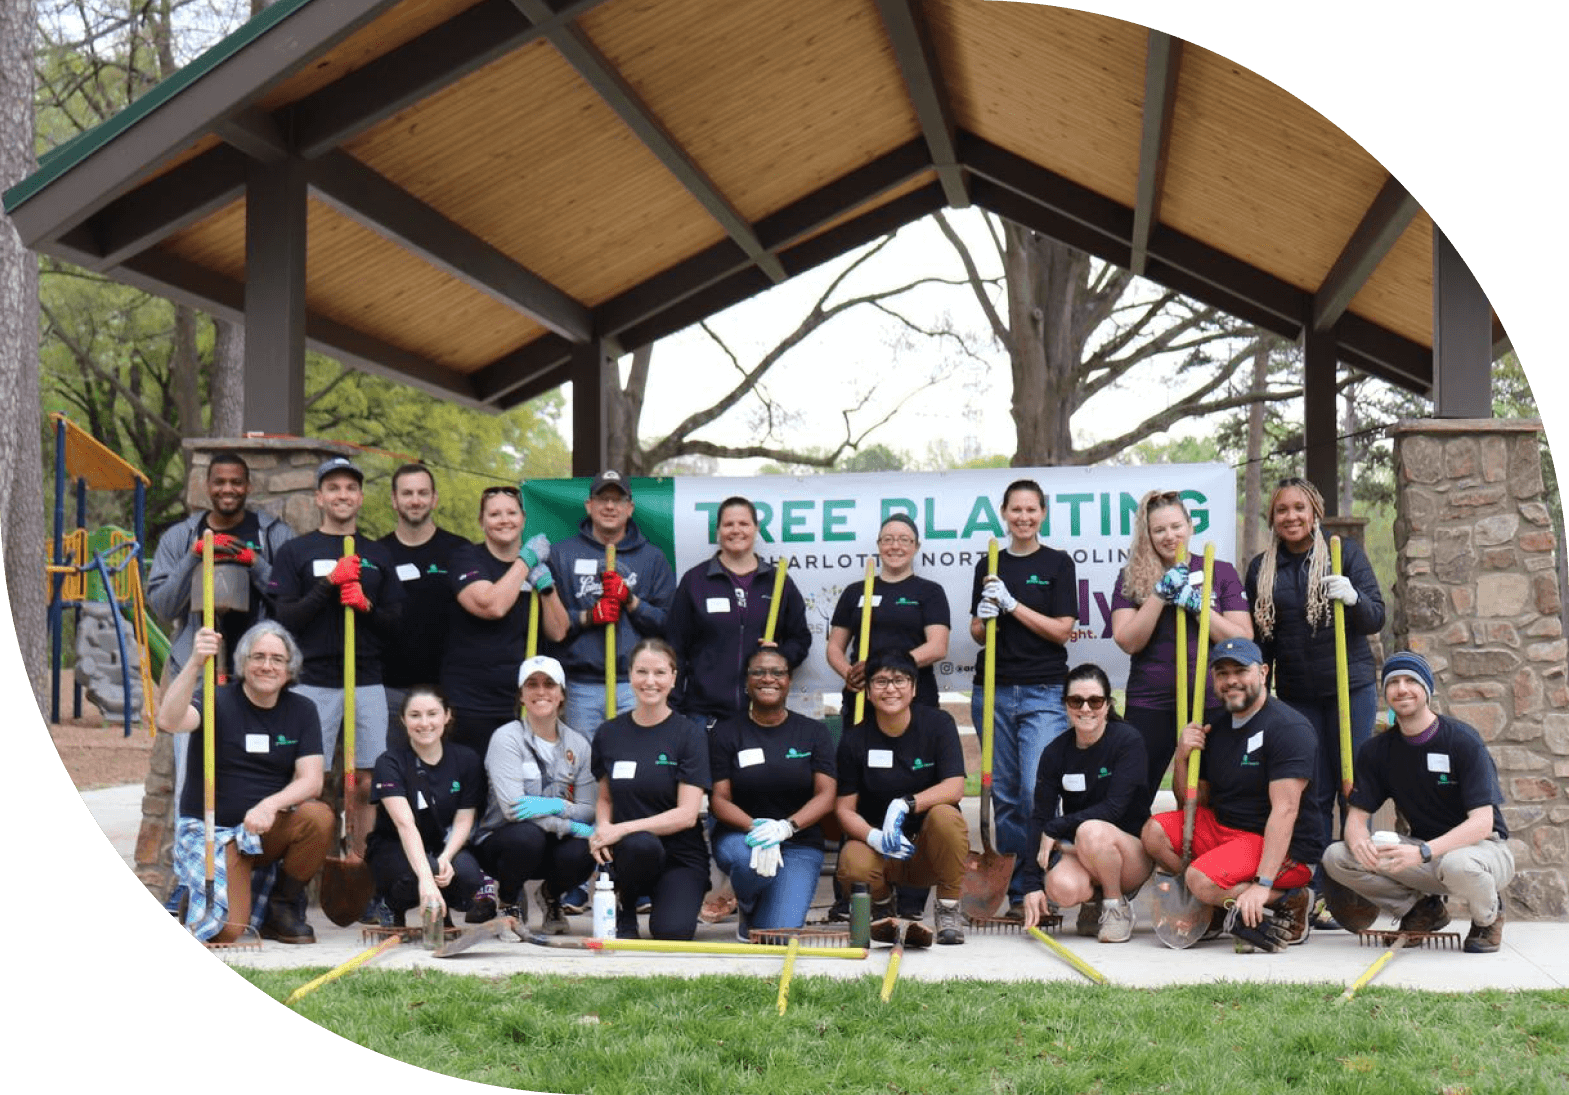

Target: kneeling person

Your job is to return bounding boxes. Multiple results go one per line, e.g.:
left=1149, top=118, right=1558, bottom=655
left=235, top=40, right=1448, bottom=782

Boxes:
left=1140, top=638, right=1325, bottom=952
left=1322, top=652, right=1513, bottom=953
left=1019, top=664, right=1153, bottom=942
left=835, top=649, right=970, bottom=945
left=157, top=623, right=332, bottom=944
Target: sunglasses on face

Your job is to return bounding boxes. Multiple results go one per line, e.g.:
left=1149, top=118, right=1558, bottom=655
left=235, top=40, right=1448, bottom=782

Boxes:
left=1065, top=694, right=1107, bottom=711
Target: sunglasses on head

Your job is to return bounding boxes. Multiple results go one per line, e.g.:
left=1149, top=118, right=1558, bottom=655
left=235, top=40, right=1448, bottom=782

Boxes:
left=1146, top=490, right=1183, bottom=509
left=1275, top=476, right=1310, bottom=490
left=482, top=485, right=521, bottom=499
left=1065, top=694, right=1107, bottom=711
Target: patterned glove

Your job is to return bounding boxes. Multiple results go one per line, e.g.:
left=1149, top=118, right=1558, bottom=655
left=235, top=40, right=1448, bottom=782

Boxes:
left=1174, top=582, right=1204, bottom=615
left=1154, top=564, right=1190, bottom=603
left=745, top=818, right=796, bottom=849
left=339, top=580, right=371, bottom=612
left=521, top=534, right=551, bottom=569
left=528, top=561, right=555, bottom=593
left=328, top=554, right=361, bottom=586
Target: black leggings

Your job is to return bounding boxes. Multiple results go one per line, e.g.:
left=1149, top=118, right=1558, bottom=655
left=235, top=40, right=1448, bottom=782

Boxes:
left=610, top=831, right=710, bottom=941
left=474, top=822, right=595, bottom=905
left=366, top=838, right=484, bottom=914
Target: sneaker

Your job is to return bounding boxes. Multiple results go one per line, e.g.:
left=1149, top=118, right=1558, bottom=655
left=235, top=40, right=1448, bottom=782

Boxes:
left=361, top=895, right=389, bottom=926
left=1463, top=907, right=1505, bottom=954
left=869, top=897, right=899, bottom=944
left=1075, top=898, right=1103, bottom=937
left=1398, top=894, right=1450, bottom=940
left=616, top=897, right=639, bottom=940
left=1309, top=895, right=1343, bottom=932
left=1097, top=897, right=1134, bottom=943
left=636, top=896, right=653, bottom=915
left=379, top=902, right=406, bottom=929
left=164, top=883, right=189, bottom=919
left=559, top=883, right=591, bottom=915
left=498, top=903, right=524, bottom=929
left=825, top=897, right=851, bottom=922
left=1270, top=887, right=1313, bottom=946
left=934, top=899, right=965, bottom=945
left=535, top=886, right=567, bottom=935
left=736, top=901, right=753, bottom=943
left=466, top=878, right=499, bottom=923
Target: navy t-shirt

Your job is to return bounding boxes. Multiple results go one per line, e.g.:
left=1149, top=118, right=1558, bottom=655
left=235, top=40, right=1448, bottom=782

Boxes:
left=710, top=711, right=836, bottom=850
left=830, top=574, right=950, bottom=708
left=179, top=682, right=323, bottom=828
left=443, top=542, right=547, bottom=717
left=591, top=711, right=711, bottom=871
left=1348, top=716, right=1507, bottom=841
left=970, top=545, right=1078, bottom=686
left=1199, top=697, right=1324, bottom=864
left=1019, top=719, right=1150, bottom=891
left=268, top=530, right=404, bottom=686
left=377, top=527, right=471, bottom=689
left=367, top=743, right=485, bottom=856
left=836, top=704, right=966, bottom=829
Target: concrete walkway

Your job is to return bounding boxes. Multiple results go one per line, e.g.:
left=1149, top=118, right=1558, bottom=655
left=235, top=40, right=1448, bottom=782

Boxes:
left=83, top=784, right=1569, bottom=995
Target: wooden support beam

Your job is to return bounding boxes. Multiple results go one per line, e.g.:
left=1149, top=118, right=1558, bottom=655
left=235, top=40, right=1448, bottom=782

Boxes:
left=1313, top=175, right=1419, bottom=332
left=1432, top=226, right=1492, bottom=418
left=1129, top=31, right=1182, bottom=277
left=244, top=159, right=308, bottom=435
left=873, top=0, right=967, bottom=207
left=1302, top=323, right=1340, bottom=513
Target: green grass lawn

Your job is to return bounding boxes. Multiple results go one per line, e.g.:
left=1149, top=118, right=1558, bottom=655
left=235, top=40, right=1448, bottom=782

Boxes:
left=246, top=969, right=1568, bottom=1094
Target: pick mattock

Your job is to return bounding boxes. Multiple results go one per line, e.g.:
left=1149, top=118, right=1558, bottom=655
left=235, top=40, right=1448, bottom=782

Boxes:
left=1027, top=925, right=1108, bottom=985
left=1331, top=536, right=1354, bottom=800
left=1339, top=926, right=1461, bottom=1002
left=321, top=535, right=374, bottom=926
left=961, top=538, right=1015, bottom=920
left=853, top=555, right=875, bottom=725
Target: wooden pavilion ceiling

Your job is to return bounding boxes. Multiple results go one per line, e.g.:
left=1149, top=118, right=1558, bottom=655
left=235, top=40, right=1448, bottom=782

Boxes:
left=7, top=0, right=1465, bottom=411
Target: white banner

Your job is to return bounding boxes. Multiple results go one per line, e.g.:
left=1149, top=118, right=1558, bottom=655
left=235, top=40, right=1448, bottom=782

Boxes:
left=669, top=464, right=1237, bottom=702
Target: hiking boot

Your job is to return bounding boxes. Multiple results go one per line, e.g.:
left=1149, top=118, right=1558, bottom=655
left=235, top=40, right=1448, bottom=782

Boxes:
left=1004, top=901, right=1027, bottom=923
left=260, top=874, right=316, bottom=944
left=869, top=896, right=899, bottom=944
left=1097, top=897, right=1134, bottom=943
left=1075, top=897, right=1103, bottom=937
left=934, top=898, right=965, bottom=945
left=1224, top=903, right=1286, bottom=954
left=360, top=895, right=388, bottom=926
left=1269, top=887, right=1312, bottom=946
left=1464, top=907, right=1505, bottom=954
left=535, top=885, right=568, bottom=935
left=1398, top=894, right=1450, bottom=940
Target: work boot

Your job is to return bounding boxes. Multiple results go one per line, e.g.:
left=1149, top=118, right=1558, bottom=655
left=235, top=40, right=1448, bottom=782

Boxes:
left=1269, top=887, right=1312, bottom=946
left=616, top=894, right=640, bottom=940
left=1464, top=907, right=1505, bottom=954
left=360, top=895, right=387, bottom=926
left=1097, top=897, right=1134, bottom=943
left=261, top=874, right=316, bottom=944
left=1075, top=897, right=1103, bottom=937
left=535, top=885, right=568, bottom=936
left=934, top=898, right=965, bottom=945
left=1200, top=905, right=1227, bottom=942
left=869, top=895, right=899, bottom=944
left=1398, top=894, right=1450, bottom=941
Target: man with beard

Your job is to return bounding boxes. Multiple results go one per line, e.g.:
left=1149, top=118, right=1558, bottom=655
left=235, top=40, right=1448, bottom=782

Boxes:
left=1140, top=637, right=1324, bottom=952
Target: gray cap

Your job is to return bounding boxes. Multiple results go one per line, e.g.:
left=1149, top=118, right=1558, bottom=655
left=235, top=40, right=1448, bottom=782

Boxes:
left=315, top=456, right=364, bottom=486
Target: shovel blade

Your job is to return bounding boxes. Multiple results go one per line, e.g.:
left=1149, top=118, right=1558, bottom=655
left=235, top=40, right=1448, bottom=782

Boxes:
left=960, top=847, right=1016, bottom=921
left=1151, top=871, right=1209, bottom=950
left=319, top=853, right=375, bottom=928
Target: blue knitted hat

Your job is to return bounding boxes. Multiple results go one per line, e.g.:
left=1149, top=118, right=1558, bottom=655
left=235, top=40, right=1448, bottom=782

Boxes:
left=1381, top=651, right=1434, bottom=698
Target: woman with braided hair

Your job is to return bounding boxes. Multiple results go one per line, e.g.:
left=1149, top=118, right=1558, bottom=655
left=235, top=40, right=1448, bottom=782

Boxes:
left=1244, top=477, right=1385, bottom=913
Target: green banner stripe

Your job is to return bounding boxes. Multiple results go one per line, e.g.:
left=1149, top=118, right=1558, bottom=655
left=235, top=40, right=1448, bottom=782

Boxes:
left=522, top=477, right=678, bottom=564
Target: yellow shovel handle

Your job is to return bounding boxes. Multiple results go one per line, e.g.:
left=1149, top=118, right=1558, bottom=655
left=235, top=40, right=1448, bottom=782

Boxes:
left=763, top=555, right=790, bottom=644
left=201, top=531, right=216, bottom=888
left=1332, top=537, right=1353, bottom=796
left=854, top=555, right=876, bottom=724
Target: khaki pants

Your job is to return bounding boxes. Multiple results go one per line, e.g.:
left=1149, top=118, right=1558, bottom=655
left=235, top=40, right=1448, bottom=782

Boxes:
left=215, top=801, right=333, bottom=943
left=1322, top=835, right=1514, bottom=925
left=836, top=804, right=970, bottom=902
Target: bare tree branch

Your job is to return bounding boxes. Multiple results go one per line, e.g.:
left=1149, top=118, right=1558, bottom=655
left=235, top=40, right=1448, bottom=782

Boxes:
left=933, top=210, right=1009, bottom=345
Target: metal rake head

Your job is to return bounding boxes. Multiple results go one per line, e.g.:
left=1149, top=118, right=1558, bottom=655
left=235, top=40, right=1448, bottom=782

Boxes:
left=750, top=926, right=853, bottom=948
left=1357, top=929, right=1463, bottom=950
left=203, top=925, right=262, bottom=952
left=360, top=924, right=461, bottom=946
left=967, top=913, right=1060, bottom=935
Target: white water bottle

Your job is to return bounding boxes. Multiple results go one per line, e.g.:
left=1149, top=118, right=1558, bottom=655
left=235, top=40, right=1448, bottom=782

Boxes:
left=592, top=875, right=617, bottom=941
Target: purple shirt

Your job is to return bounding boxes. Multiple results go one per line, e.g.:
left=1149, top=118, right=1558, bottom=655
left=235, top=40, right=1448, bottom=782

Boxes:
left=1110, top=553, right=1248, bottom=711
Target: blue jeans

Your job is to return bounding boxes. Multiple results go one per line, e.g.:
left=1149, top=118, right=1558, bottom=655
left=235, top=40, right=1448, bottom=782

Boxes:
left=712, top=829, right=825, bottom=936
left=1283, top=683, right=1377, bottom=854
left=972, top=683, right=1068, bottom=901
left=563, top=679, right=635, bottom=741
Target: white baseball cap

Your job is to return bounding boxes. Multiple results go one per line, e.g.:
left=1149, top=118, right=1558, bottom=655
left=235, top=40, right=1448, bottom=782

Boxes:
left=517, top=655, right=566, bottom=688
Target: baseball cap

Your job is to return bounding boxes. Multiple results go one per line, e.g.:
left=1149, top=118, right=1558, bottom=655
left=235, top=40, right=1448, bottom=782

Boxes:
left=1209, top=637, right=1264, bottom=668
left=589, top=469, right=631, bottom=498
left=315, top=456, right=364, bottom=486
left=517, top=655, right=566, bottom=689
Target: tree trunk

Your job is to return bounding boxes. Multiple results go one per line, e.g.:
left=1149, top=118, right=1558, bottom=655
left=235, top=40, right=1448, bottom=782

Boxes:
left=1004, top=225, right=1082, bottom=466
left=1, top=0, right=50, bottom=713
left=211, top=318, right=245, bottom=436
left=1243, top=341, right=1268, bottom=561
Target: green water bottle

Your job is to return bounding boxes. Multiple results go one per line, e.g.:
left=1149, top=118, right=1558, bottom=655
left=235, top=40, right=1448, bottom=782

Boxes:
left=850, top=883, right=871, bottom=948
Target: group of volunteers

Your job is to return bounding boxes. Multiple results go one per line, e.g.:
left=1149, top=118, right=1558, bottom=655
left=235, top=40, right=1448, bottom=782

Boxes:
left=147, top=456, right=1513, bottom=957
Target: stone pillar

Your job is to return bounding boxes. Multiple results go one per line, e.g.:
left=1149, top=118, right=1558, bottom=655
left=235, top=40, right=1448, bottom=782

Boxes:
left=1390, top=418, right=1567, bottom=919
left=133, top=437, right=359, bottom=901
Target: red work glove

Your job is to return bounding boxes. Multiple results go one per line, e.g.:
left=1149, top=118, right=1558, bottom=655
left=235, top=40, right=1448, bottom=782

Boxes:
left=589, top=596, right=621, bottom=626
left=328, top=554, right=361, bottom=586
left=339, top=580, right=371, bottom=612
left=212, top=534, right=255, bottom=566
left=600, top=569, right=631, bottom=606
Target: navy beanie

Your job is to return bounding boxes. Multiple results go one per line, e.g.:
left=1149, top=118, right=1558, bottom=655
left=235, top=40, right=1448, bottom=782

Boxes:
left=1381, top=651, right=1434, bottom=698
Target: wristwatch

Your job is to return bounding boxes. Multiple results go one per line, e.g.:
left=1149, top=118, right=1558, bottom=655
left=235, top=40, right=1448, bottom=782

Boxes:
left=1419, top=842, right=1432, bottom=864
left=1255, top=875, right=1275, bottom=889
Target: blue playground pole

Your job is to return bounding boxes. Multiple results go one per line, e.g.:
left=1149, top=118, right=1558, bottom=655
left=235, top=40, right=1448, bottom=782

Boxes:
left=49, top=417, right=65, bottom=725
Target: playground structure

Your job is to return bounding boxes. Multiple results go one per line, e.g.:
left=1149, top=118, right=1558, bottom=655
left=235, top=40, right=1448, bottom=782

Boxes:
left=45, top=413, right=163, bottom=736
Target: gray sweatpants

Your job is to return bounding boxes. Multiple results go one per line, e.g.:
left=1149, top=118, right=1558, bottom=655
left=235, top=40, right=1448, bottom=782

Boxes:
left=1322, top=835, right=1514, bottom=925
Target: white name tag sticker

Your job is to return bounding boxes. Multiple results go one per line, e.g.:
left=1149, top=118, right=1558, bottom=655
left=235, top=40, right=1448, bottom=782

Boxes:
left=857, top=595, right=884, bottom=608
left=706, top=597, right=731, bottom=613
left=521, top=761, right=540, bottom=781
left=868, top=749, right=894, bottom=769
left=737, top=748, right=765, bottom=768
left=1427, top=753, right=1451, bottom=774
left=1246, top=731, right=1264, bottom=754
left=396, top=563, right=419, bottom=581
left=612, top=760, right=637, bottom=780
left=574, top=558, right=599, bottom=576
left=311, top=559, right=334, bottom=577
left=1062, top=772, right=1087, bottom=792
left=244, top=734, right=268, bottom=754
left=415, top=792, right=429, bottom=810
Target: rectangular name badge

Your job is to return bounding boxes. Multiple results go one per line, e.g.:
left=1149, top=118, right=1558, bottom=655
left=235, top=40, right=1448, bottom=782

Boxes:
left=868, top=749, right=894, bottom=769
left=612, top=760, right=637, bottom=780
left=245, top=734, right=268, bottom=754
left=1246, top=731, right=1264, bottom=754
left=574, top=558, right=599, bottom=576
left=857, top=595, right=884, bottom=608
left=1062, top=772, right=1087, bottom=792
left=396, top=562, right=419, bottom=581
left=706, top=597, right=731, bottom=613
left=311, top=558, right=334, bottom=577
left=737, top=748, right=765, bottom=768
left=1427, top=753, right=1451, bottom=774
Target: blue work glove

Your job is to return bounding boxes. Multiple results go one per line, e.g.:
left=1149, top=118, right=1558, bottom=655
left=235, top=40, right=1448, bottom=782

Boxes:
left=1154, top=564, right=1190, bottom=603
left=567, top=820, right=594, bottom=840
left=866, top=828, right=914, bottom=861
left=745, top=818, right=795, bottom=848
left=521, top=533, right=551, bottom=569
left=881, top=796, right=913, bottom=848
left=513, top=795, right=567, bottom=821
left=527, top=561, right=554, bottom=592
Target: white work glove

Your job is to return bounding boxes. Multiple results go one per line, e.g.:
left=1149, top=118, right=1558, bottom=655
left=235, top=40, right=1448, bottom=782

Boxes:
left=880, top=796, right=913, bottom=849
left=982, top=575, right=1018, bottom=614
left=977, top=597, right=1000, bottom=620
left=866, top=828, right=914, bottom=861
left=749, top=842, right=783, bottom=878
left=745, top=818, right=795, bottom=849
left=1321, top=575, right=1359, bottom=606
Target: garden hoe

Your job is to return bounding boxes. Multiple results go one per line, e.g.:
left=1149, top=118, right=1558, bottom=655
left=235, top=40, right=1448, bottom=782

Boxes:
left=961, top=538, right=1014, bottom=921
left=321, top=536, right=374, bottom=927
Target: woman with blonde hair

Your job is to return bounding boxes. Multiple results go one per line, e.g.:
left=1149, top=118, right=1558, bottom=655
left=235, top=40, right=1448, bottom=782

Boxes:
left=1111, top=490, right=1252, bottom=802
left=1244, top=477, right=1384, bottom=918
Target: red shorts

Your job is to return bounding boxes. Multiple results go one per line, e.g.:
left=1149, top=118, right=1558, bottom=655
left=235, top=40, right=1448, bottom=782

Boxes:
left=1151, top=806, right=1313, bottom=891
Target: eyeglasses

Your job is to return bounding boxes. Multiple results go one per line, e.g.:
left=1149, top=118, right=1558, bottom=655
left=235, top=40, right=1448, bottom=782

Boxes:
left=868, top=675, right=913, bottom=691
left=481, top=485, right=521, bottom=499
left=1065, top=694, right=1107, bottom=711
left=747, top=667, right=789, bottom=679
left=246, top=652, right=289, bottom=668
left=878, top=535, right=917, bottom=547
